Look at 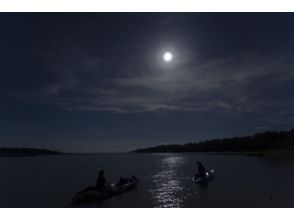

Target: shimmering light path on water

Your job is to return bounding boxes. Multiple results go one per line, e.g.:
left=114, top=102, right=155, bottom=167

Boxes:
left=150, top=156, right=186, bottom=207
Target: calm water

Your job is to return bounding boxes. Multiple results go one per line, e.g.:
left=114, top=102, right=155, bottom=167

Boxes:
left=0, top=153, right=294, bottom=208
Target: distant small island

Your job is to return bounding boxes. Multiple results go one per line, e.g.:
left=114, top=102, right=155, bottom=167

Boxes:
left=0, top=147, right=63, bottom=157
left=131, top=129, right=294, bottom=154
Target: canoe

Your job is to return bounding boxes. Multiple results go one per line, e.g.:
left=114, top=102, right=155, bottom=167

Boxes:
left=193, top=169, right=215, bottom=184
left=71, top=179, right=138, bottom=203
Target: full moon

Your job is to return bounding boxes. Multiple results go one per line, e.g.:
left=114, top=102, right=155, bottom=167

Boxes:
left=163, top=52, right=173, bottom=62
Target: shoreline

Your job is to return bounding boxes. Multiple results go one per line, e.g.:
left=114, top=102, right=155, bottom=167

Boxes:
left=2, top=149, right=294, bottom=158
left=131, top=149, right=294, bottom=158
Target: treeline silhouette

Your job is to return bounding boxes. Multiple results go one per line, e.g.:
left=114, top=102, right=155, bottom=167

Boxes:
left=132, top=129, right=294, bottom=153
left=0, top=147, right=63, bottom=156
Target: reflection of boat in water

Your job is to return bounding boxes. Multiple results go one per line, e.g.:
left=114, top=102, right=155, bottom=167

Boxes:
left=193, top=169, right=215, bottom=184
left=71, top=179, right=138, bottom=203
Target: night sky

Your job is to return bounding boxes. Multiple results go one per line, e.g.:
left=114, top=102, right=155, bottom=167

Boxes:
left=1, top=13, right=294, bottom=152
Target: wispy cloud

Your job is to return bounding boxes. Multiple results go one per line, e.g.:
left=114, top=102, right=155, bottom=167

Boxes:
left=254, top=126, right=269, bottom=131
left=12, top=49, right=294, bottom=126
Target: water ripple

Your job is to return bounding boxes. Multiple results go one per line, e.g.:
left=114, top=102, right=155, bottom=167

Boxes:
left=150, top=156, right=186, bottom=208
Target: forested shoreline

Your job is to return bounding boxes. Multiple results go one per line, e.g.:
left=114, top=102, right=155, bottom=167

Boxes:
left=132, top=129, right=294, bottom=153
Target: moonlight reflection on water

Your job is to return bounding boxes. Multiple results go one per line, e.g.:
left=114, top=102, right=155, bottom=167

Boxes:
left=150, top=156, right=186, bottom=208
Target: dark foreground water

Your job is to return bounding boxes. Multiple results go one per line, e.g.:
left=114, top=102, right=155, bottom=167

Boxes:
left=0, top=153, right=294, bottom=208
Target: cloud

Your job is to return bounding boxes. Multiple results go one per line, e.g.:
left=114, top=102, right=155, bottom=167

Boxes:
left=11, top=49, right=294, bottom=126
left=254, top=126, right=269, bottom=131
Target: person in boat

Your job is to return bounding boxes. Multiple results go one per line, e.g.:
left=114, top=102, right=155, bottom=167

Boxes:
left=125, top=175, right=137, bottom=183
left=196, top=161, right=206, bottom=178
left=131, top=175, right=137, bottom=181
left=96, top=169, right=106, bottom=190
left=117, top=177, right=128, bottom=186
left=117, top=175, right=138, bottom=186
left=75, top=169, right=107, bottom=196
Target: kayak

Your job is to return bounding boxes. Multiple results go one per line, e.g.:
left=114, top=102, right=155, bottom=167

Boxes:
left=71, top=179, right=138, bottom=203
left=193, top=169, right=215, bottom=184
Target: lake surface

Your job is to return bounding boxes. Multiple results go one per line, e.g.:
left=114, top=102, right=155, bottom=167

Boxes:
left=0, top=153, right=294, bottom=208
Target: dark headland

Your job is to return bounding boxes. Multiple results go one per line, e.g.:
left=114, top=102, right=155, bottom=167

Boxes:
left=131, top=129, right=294, bottom=156
left=0, top=147, right=63, bottom=157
